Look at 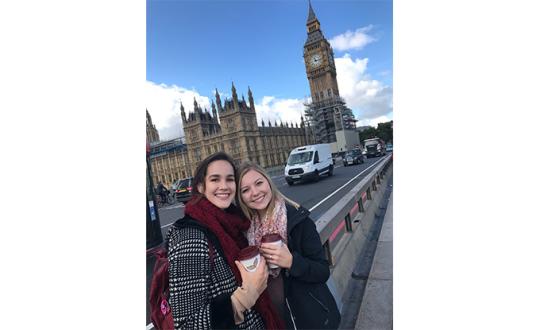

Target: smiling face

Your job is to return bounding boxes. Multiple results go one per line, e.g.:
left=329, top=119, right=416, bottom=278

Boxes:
left=240, top=169, right=273, bottom=216
left=198, top=160, right=236, bottom=209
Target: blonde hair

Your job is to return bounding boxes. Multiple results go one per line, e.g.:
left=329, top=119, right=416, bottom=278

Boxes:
left=236, top=161, right=299, bottom=221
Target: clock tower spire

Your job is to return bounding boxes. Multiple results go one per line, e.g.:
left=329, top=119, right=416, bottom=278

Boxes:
left=302, top=0, right=358, bottom=148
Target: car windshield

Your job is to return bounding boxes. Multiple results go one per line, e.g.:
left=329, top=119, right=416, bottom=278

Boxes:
left=178, top=179, right=192, bottom=189
left=346, top=150, right=360, bottom=157
left=288, top=151, right=313, bottom=165
left=364, top=140, right=379, bottom=146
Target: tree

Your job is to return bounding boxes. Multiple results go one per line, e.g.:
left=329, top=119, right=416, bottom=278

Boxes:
left=357, top=120, right=393, bottom=146
left=377, top=121, right=393, bottom=143
left=358, top=126, right=378, bottom=144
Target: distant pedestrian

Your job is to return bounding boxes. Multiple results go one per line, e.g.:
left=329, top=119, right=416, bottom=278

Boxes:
left=156, top=182, right=169, bottom=204
left=237, top=162, right=341, bottom=329
left=166, top=152, right=284, bottom=329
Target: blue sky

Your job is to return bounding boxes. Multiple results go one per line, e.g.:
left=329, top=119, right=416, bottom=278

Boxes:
left=146, top=0, right=393, bottom=140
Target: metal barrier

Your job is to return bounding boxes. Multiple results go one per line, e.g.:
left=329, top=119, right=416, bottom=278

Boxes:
left=316, top=154, right=393, bottom=302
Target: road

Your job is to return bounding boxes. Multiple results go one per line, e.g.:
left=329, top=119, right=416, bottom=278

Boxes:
left=146, top=154, right=390, bottom=327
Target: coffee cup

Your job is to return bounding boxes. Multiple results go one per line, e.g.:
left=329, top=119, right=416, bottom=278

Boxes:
left=261, top=233, right=283, bottom=269
left=238, top=246, right=261, bottom=272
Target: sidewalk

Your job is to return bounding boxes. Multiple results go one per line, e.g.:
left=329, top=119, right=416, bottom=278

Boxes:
left=355, top=190, right=393, bottom=329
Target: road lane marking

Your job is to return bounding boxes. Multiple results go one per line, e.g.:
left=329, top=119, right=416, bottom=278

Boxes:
left=160, top=222, right=174, bottom=229
left=161, top=203, right=184, bottom=211
left=146, top=323, right=154, bottom=330
left=308, top=155, right=389, bottom=212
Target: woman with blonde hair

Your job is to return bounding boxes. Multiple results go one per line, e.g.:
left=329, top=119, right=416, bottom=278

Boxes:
left=237, top=161, right=340, bottom=329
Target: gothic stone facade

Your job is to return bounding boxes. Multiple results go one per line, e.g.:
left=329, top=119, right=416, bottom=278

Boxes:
left=146, top=109, right=160, bottom=144
left=181, top=84, right=314, bottom=177
left=149, top=138, right=190, bottom=188
left=147, top=84, right=314, bottom=187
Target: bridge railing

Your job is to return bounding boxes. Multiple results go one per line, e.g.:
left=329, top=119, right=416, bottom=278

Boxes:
left=315, top=154, right=393, bottom=301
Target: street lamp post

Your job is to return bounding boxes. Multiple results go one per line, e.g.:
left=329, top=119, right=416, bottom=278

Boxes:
left=146, top=142, right=163, bottom=249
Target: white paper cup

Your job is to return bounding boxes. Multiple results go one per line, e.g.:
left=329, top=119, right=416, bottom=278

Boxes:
left=261, top=234, right=283, bottom=269
left=238, top=246, right=261, bottom=272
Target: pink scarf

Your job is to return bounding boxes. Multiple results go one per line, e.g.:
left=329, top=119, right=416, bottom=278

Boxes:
left=246, top=197, right=288, bottom=278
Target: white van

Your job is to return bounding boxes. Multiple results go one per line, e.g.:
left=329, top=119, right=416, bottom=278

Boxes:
left=284, top=144, right=333, bottom=185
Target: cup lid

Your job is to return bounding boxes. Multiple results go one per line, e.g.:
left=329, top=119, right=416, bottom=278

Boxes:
left=261, top=233, right=282, bottom=243
left=238, top=246, right=260, bottom=260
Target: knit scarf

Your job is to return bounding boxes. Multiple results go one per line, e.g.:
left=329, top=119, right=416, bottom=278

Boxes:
left=185, top=197, right=284, bottom=330
left=246, top=197, right=288, bottom=278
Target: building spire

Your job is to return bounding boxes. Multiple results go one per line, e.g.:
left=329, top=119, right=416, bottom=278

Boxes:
left=215, top=88, right=223, bottom=111
left=211, top=100, right=218, bottom=120
left=193, top=96, right=202, bottom=113
left=232, top=82, right=238, bottom=100
left=180, top=101, right=186, bottom=123
left=146, top=108, right=152, bottom=125
left=307, top=0, right=318, bottom=23
left=248, top=86, right=255, bottom=111
left=231, top=81, right=239, bottom=110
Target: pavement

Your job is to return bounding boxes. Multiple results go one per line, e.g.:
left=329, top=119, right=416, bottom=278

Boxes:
left=355, top=189, right=393, bottom=330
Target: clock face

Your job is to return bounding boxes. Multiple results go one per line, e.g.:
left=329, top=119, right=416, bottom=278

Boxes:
left=310, top=54, right=322, bottom=68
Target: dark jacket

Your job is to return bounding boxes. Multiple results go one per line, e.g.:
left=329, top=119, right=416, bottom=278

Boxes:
left=282, top=203, right=341, bottom=329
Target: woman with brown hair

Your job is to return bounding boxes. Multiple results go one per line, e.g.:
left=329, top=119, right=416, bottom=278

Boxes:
left=237, top=161, right=341, bottom=329
left=166, top=152, right=283, bottom=329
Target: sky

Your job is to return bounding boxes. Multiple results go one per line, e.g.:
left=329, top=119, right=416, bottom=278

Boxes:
left=146, top=0, right=393, bottom=141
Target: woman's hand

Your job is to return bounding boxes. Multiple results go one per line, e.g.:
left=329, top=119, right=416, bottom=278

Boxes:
left=260, top=242, right=293, bottom=269
left=235, top=256, right=269, bottom=297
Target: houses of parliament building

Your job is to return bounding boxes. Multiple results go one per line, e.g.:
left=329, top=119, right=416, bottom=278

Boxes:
left=146, top=85, right=314, bottom=187
left=147, top=1, right=358, bottom=188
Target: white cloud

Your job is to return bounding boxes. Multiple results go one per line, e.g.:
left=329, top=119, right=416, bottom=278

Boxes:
left=335, top=54, right=393, bottom=125
left=356, top=115, right=393, bottom=128
left=254, top=96, right=306, bottom=127
left=145, top=81, right=211, bottom=140
left=329, top=25, right=375, bottom=52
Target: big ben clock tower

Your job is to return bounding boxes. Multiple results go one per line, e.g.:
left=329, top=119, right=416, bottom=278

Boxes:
left=303, top=1, right=358, bottom=149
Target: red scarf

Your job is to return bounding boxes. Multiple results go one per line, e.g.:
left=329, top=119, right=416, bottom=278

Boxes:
left=186, top=197, right=284, bottom=330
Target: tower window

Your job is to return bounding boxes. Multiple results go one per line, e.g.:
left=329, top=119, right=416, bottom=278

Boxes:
left=328, top=89, right=332, bottom=97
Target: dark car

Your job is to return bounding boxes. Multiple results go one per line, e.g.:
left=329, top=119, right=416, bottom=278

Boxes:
left=173, top=177, right=193, bottom=202
left=363, top=138, right=386, bottom=158
left=343, top=149, right=364, bottom=166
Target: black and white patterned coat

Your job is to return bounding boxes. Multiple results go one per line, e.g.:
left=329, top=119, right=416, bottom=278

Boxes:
left=167, top=218, right=266, bottom=330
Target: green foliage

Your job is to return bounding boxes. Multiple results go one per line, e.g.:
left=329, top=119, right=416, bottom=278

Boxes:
left=376, top=121, right=393, bottom=144
left=358, top=120, right=393, bottom=145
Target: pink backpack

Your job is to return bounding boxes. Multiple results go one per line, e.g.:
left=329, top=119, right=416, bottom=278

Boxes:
left=149, top=247, right=174, bottom=330
left=149, top=225, right=215, bottom=330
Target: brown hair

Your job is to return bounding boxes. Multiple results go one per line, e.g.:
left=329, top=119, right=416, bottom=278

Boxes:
left=191, top=152, right=237, bottom=203
left=236, top=161, right=298, bottom=220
